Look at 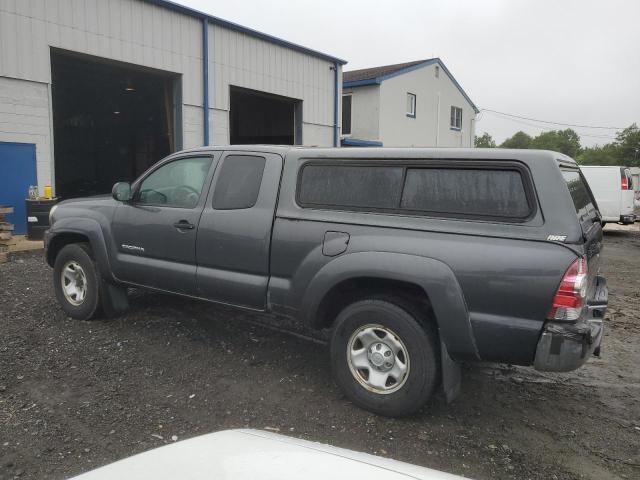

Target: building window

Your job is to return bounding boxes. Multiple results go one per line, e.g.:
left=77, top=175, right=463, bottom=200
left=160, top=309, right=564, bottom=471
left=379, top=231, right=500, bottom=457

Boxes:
left=450, top=106, right=462, bottom=130
left=406, top=93, right=416, bottom=118
left=435, top=65, right=440, bottom=78
left=342, top=94, right=352, bottom=135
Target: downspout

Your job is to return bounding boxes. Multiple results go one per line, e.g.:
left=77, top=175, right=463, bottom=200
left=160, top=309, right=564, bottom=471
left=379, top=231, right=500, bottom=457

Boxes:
left=435, top=92, right=441, bottom=147
left=470, top=117, right=475, bottom=147
left=202, top=17, right=210, bottom=146
left=333, top=61, right=339, bottom=147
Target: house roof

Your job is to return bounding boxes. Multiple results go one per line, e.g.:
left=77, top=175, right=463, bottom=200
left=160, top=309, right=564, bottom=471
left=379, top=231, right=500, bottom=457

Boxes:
left=143, top=0, right=347, bottom=65
left=343, top=59, right=430, bottom=83
left=343, top=58, right=478, bottom=113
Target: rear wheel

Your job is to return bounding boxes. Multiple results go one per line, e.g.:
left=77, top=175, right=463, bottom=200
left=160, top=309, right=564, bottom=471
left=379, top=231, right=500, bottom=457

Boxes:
left=330, top=297, right=439, bottom=417
left=53, top=243, right=102, bottom=320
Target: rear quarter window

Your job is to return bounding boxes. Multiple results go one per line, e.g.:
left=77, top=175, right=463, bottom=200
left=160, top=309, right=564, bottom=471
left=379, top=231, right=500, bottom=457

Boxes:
left=297, top=161, right=534, bottom=221
left=562, top=169, right=596, bottom=219
left=401, top=168, right=530, bottom=218
left=298, top=164, right=403, bottom=209
left=212, top=155, right=266, bottom=210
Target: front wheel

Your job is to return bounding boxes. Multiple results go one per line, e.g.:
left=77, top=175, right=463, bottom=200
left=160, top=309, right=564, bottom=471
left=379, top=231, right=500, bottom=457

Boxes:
left=330, top=298, right=439, bottom=417
left=53, top=243, right=102, bottom=320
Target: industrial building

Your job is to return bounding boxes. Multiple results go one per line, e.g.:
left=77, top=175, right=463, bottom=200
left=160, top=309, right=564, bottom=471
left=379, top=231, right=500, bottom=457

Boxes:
left=0, top=0, right=345, bottom=232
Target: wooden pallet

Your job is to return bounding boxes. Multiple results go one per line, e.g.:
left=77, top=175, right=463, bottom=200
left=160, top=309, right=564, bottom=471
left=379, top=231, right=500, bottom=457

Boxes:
left=0, top=205, right=14, bottom=216
left=0, top=206, right=14, bottom=262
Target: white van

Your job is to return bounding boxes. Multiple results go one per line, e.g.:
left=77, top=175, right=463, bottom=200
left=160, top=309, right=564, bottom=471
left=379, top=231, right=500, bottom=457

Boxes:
left=580, top=166, right=635, bottom=224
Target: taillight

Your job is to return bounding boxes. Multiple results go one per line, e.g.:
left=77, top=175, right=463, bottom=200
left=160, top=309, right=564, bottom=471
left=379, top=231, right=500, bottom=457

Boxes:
left=621, top=173, right=629, bottom=190
left=547, top=256, right=588, bottom=321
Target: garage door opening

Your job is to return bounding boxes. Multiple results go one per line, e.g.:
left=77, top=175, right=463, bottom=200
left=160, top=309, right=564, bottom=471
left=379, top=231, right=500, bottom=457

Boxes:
left=51, top=50, right=180, bottom=199
left=230, top=87, right=301, bottom=145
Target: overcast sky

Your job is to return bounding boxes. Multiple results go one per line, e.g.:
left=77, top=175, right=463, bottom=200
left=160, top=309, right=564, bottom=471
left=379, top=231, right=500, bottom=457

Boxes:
left=176, top=0, right=640, bottom=147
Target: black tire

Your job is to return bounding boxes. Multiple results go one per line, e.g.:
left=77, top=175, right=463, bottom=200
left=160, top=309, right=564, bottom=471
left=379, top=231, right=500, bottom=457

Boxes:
left=53, top=243, right=102, bottom=320
left=330, top=297, right=439, bottom=417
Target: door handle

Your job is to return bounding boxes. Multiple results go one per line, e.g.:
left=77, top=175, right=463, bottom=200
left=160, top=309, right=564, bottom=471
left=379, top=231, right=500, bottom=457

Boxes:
left=173, top=220, right=195, bottom=230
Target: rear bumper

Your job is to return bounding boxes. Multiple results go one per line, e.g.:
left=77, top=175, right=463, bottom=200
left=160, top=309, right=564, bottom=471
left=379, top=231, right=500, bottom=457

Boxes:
left=534, top=276, right=607, bottom=372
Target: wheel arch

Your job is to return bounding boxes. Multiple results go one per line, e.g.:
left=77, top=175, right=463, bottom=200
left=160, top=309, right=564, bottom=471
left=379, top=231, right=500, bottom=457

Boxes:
left=302, top=251, right=479, bottom=361
left=46, top=218, right=113, bottom=281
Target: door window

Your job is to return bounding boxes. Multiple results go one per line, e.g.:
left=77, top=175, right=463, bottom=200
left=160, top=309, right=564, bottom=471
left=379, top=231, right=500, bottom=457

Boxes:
left=137, top=157, right=212, bottom=208
left=212, top=155, right=266, bottom=210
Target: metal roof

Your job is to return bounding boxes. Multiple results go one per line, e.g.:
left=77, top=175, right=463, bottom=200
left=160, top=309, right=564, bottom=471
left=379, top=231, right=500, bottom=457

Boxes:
left=143, top=0, right=347, bottom=65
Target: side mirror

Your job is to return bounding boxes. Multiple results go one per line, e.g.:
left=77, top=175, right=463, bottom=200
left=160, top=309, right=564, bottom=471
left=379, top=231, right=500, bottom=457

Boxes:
left=112, top=182, right=132, bottom=202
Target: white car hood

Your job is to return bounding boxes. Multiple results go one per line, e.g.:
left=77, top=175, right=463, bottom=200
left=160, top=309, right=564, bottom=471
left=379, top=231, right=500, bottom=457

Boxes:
left=71, top=429, right=467, bottom=480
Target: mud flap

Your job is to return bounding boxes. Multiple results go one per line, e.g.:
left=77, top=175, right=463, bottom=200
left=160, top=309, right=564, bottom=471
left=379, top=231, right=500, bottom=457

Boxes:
left=441, top=340, right=461, bottom=403
left=100, top=279, right=130, bottom=318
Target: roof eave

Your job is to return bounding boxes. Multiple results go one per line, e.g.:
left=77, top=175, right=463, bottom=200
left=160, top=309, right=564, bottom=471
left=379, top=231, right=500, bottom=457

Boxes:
left=343, top=78, right=381, bottom=88
left=343, top=58, right=478, bottom=113
left=143, top=0, right=347, bottom=65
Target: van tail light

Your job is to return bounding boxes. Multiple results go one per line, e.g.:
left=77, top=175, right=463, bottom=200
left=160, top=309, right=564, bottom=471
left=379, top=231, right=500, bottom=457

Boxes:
left=621, top=173, right=629, bottom=190
left=547, top=256, right=588, bottom=321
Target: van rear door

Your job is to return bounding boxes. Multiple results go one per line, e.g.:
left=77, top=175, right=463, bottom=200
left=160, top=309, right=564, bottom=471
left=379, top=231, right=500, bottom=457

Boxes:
left=560, top=167, right=603, bottom=301
left=620, top=167, right=635, bottom=216
left=580, top=167, right=620, bottom=221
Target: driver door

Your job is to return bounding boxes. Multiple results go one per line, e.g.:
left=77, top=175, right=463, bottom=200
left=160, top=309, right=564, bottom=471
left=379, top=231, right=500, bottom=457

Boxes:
left=111, top=154, right=217, bottom=294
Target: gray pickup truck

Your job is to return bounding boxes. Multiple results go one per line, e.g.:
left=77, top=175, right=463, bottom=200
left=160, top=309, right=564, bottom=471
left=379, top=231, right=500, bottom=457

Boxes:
left=45, top=146, right=608, bottom=416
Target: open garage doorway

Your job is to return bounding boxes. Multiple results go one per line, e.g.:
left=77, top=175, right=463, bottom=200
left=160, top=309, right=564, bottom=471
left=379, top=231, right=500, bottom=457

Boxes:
left=51, top=49, right=180, bottom=199
left=230, top=86, right=302, bottom=145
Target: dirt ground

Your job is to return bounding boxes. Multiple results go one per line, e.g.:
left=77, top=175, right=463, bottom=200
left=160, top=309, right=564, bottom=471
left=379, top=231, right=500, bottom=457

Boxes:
left=1, top=226, right=638, bottom=480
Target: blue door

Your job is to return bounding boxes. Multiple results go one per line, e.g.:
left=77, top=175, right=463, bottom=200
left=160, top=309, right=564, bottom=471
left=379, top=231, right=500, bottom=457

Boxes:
left=0, top=142, right=37, bottom=234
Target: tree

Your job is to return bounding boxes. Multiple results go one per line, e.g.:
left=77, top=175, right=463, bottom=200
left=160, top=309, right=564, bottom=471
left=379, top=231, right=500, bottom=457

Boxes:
left=474, top=132, right=496, bottom=148
left=530, top=128, right=581, bottom=158
left=500, top=131, right=532, bottom=149
left=577, top=124, right=639, bottom=167
left=614, top=123, right=640, bottom=167
left=494, top=123, right=639, bottom=166
left=576, top=144, right=619, bottom=165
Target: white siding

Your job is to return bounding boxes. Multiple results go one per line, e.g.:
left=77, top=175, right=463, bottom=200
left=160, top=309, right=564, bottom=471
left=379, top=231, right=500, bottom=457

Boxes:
left=342, top=85, right=380, bottom=141
left=0, top=76, right=52, bottom=192
left=379, top=64, right=476, bottom=147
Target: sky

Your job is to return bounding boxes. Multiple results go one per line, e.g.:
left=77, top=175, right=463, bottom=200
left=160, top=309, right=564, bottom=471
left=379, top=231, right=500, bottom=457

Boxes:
left=175, top=0, right=640, bottom=147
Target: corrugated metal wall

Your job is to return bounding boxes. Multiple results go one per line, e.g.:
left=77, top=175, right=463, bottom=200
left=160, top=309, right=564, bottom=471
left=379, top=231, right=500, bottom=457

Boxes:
left=208, top=23, right=336, bottom=141
left=0, top=0, right=203, bottom=102
left=0, top=0, right=340, bottom=190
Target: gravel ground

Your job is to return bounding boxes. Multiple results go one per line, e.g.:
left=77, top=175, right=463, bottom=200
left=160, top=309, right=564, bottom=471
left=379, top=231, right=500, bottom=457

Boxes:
left=1, top=226, right=639, bottom=480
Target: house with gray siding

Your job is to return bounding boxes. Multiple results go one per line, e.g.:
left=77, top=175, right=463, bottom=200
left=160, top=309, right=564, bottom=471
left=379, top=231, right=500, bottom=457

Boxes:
left=341, top=59, right=478, bottom=148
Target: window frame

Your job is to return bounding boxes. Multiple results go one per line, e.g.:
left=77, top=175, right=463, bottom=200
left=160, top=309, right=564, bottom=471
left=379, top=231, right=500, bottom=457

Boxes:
left=342, top=93, right=353, bottom=136
left=406, top=92, right=417, bottom=118
left=133, top=155, right=214, bottom=209
left=450, top=106, right=462, bottom=130
left=296, top=159, right=538, bottom=223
